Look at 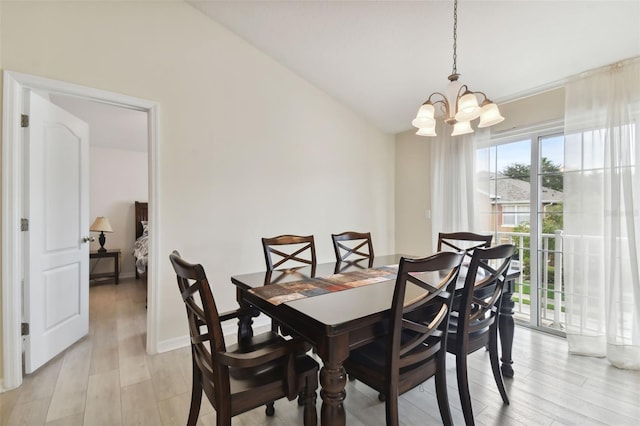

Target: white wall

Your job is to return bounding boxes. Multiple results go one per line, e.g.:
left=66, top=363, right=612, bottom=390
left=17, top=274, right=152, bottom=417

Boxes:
left=89, top=146, right=148, bottom=277
left=0, top=1, right=395, bottom=351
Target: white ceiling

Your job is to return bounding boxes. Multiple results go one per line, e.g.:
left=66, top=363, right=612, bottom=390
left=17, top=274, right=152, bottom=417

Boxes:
left=188, top=0, right=640, bottom=134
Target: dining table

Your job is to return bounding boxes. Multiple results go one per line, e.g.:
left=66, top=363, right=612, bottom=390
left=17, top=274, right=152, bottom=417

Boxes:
left=230, top=254, right=517, bottom=426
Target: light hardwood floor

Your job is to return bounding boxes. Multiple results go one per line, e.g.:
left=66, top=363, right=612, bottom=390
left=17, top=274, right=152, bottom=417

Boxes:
left=2, top=277, right=639, bottom=425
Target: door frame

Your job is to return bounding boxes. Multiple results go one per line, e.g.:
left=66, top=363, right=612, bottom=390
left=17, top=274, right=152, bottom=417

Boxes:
left=2, top=70, right=160, bottom=390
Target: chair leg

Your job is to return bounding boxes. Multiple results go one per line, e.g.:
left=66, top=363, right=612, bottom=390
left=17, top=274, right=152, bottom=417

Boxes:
left=302, top=377, right=318, bottom=426
left=435, top=355, right=453, bottom=426
left=384, top=388, right=399, bottom=426
left=456, top=354, right=475, bottom=426
left=187, top=370, right=203, bottom=426
left=489, top=325, right=510, bottom=404
left=265, top=402, right=275, bottom=416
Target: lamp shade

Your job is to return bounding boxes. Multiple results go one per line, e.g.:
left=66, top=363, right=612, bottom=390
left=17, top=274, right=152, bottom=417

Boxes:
left=412, top=116, right=436, bottom=129
left=416, top=126, right=437, bottom=137
left=90, top=216, right=113, bottom=233
left=455, top=92, right=482, bottom=122
left=451, top=120, right=474, bottom=136
left=478, top=102, right=505, bottom=128
left=412, top=103, right=436, bottom=129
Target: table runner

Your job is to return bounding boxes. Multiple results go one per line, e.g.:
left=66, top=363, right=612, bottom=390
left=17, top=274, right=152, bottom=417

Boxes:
left=249, top=265, right=399, bottom=305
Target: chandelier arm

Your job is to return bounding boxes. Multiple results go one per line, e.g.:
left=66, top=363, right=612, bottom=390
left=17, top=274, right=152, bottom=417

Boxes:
left=455, top=84, right=472, bottom=103
left=426, top=92, right=451, bottom=116
left=470, top=91, right=490, bottom=103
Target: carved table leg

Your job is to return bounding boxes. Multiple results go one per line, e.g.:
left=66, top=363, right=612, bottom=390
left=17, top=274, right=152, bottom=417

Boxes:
left=499, top=277, right=516, bottom=378
left=319, top=365, right=347, bottom=426
left=236, top=288, right=256, bottom=341
left=318, top=335, right=348, bottom=426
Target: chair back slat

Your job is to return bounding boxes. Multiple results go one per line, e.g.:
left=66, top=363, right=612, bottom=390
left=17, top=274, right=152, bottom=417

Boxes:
left=437, top=232, right=493, bottom=260
left=331, top=231, right=374, bottom=264
left=262, top=235, right=317, bottom=271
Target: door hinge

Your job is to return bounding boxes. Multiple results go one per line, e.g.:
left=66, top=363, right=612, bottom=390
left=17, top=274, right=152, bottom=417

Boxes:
left=21, top=114, right=29, bottom=128
left=21, top=323, right=30, bottom=336
left=21, top=218, right=29, bottom=231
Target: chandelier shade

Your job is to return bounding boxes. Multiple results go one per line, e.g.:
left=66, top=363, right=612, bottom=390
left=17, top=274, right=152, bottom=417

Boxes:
left=478, top=102, right=506, bottom=128
left=451, top=120, right=474, bottom=136
left=413, top=0, right=504, bottom=137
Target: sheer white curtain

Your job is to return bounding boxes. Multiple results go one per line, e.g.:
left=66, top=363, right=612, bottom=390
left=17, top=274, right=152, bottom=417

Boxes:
left=430, top=121, right=488, bottom=248
left=564, top=57, right=640, bottom=369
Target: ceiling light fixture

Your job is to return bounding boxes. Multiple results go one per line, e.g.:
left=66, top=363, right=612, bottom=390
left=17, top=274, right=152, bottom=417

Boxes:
left=412, top=0, right=504, bottom=137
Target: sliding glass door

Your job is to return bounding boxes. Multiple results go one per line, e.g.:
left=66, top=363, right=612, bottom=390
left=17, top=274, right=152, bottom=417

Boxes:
left=476, top=130, right=566, bottom=333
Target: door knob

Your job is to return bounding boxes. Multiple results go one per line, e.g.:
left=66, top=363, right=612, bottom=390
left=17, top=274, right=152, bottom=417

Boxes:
left=82, top=236, right=95, bottom=243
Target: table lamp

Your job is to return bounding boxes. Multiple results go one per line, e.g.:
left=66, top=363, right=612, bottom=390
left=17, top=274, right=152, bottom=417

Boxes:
left=90, top=216, right=113, bottom=252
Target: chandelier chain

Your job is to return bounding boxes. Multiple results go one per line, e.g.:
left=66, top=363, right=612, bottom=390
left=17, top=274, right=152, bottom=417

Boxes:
left=452, top=0, right=458, bottom=75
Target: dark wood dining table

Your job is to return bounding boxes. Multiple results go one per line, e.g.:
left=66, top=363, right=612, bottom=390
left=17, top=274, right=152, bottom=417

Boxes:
left=230, top=254, right=517, bottom=426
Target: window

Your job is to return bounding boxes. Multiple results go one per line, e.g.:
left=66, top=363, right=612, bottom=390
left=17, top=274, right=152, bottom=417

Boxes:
left=502, top=205, right=529, bottom=227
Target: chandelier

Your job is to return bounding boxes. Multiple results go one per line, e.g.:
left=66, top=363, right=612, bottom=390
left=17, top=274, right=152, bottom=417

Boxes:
left=412, top=0, right=504, bottom=137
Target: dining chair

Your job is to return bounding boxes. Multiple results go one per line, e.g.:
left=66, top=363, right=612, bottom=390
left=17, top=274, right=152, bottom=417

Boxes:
left=446, top=244, right=515, bottom=426
left=262, top=234, right=317, bottom=270
left=262, top=234, right=317, bottom=334
left=331, top=231, right=374, bottom=264
left=437, top=231, right=493, bottom=259
left=169, top=251, right=319, bottom=426
left=343, top=251, right=465, bottom=426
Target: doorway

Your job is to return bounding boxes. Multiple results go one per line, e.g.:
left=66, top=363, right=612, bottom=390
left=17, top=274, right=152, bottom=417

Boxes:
left=2, top=71, right=160, bottom=390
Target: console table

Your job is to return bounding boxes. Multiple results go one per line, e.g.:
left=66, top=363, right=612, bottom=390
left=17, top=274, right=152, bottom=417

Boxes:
left=89, top=249, right=120, bottom=284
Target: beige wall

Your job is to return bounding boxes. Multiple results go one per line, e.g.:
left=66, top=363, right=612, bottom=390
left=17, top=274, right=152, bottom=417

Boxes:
left=394, top=130, right=433, bottom=257
left=493, top=87, right=565, bottom=133
left=0, top=0, right=395, bottom=366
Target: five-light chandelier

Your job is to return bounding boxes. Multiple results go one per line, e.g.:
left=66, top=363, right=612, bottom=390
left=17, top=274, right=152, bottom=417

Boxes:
left=412, top=0, right=504, bottom=137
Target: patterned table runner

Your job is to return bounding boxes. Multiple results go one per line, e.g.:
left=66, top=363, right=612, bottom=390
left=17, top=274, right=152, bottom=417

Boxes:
left=249, top=265, right=399, bottom=305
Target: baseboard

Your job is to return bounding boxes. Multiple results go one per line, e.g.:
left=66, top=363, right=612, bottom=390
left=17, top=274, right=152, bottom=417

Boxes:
left=156, top=334, right=190, bottom=353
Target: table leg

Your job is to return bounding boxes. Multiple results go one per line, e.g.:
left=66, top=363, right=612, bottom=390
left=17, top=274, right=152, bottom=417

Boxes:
left=236, top=289, right=256, bottom=341
left=318, top=336, right=349, bottom=426
left=499, top=281, right=515, bottom=378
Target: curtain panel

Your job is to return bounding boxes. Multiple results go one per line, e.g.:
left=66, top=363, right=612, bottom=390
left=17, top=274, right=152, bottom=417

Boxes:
left=430, top=121, right=488, bottom=249
left=564, top=57, right=640, bottom=369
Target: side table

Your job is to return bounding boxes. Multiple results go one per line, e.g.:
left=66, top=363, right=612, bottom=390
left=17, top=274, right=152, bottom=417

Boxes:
left=90, top=249, right=121, bottom=284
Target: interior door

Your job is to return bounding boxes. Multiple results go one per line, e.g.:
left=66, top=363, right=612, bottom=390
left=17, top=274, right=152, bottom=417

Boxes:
left=24, top=92, right=90, bottom=373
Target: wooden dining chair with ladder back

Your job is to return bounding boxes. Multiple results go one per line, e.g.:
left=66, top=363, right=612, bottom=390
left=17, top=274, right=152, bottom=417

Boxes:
left=261, top=234, right=317, bottom=334
left=446, top=244, right=515, bottom=426
left=169, top=251, right=319, bottom=426
left=343, top=251, right=465, bottom=426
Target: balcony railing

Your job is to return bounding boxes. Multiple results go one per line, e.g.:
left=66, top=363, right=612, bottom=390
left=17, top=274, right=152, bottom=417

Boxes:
left=495, top=230, right=565, bottom=330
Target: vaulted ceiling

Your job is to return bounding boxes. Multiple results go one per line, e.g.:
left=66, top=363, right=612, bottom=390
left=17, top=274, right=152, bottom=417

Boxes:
left=188, top=0, right=640, bottom=134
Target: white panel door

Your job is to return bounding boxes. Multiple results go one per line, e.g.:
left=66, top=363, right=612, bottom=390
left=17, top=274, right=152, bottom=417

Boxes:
left=25, top=92, right=90, bottom=373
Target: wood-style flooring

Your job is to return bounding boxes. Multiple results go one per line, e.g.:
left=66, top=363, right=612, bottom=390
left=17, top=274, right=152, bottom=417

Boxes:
left=1, top=277, right=639, bottom=425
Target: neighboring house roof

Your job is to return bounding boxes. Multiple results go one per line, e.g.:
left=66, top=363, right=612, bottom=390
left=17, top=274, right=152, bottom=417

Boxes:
left=477, top=172, right=563, bottom=204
